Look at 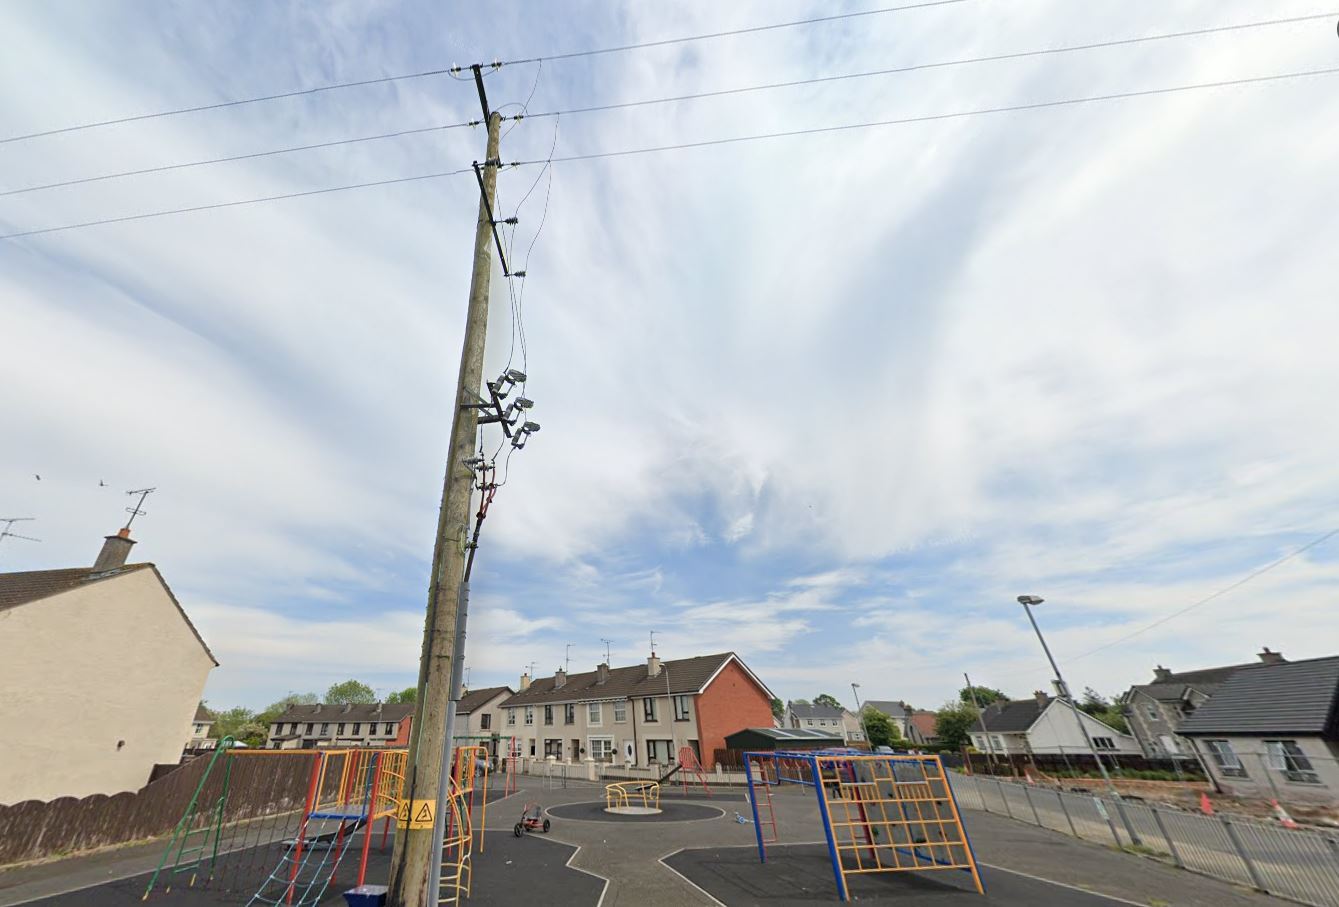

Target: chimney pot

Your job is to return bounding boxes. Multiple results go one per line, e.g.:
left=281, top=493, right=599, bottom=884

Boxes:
left=520, top=672, right=531, bottom=691
left=1153, top=665, right=1173, bottom=682
left=554, top=669, right=567, bottom=689
left=647, top=654, right=661, bottom=678
left=1034, top=690, right=1049, bottom=708
left=93, top=530, right=137, bottom=572
left=597, top=662, right=609, bottom=684
left=1258, top=647, right=1285, bottom=664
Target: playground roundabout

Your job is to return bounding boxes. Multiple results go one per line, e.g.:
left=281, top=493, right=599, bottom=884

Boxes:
left=546, top=800, right=725, bottom=823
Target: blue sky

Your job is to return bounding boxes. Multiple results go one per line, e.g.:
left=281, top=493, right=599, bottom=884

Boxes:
left=3, top=1, right=1338, bottom=712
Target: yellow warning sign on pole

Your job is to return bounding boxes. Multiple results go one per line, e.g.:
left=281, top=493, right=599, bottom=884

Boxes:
left=397, top=798, right=436, bottom=829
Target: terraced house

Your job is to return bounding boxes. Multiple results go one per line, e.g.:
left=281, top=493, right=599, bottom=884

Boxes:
left=499, top=651, right=773, bottom=769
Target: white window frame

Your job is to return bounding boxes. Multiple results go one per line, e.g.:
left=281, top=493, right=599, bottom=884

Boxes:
left=1144, top=704, right=1159, bottom=721
left=588, top=735, right=614, bottom=763
left=507, top=708, right=516, bottom=726
left=1265, top=739, right=1320, bottom=783
left=1205, top=739, right=1246, bottom=776
left=587, top=702, right=602, bottom=726
left=1092, top=736, right=1115, bottom=751
left=524, top=706, right=534, bottom=726
left=613, top=701, right=627, bottom=723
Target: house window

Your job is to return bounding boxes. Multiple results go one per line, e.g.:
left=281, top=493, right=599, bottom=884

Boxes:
left=544, top=739, right=563, bottom=758
left=306, top=723, right=315, bottom=734
left=384, top=722, right=396, bottom=735
left=291, top=723, right=299, bottom=734
left=564, top=704, right=575, bottom=725
left=643, top=698, right=658, bottom=722
left=320, top=723, right=330, bottom=735
left=588, top=703, right=602, bottom=726
left=806, top=719, right=814, bottom=726
left=990, top=735, right=1005, bottom=751
left=481, top=714, right=492, bottom=730
left=614, top=702, right=627, bottom=723
left=674, top=695, right=691, bottom=721
left=1144, top=704, right=1159, bottom=721
left=589, top=736, right=614, bottom=763
left=507, top=709, right=516, bottom=726
left=337, top=723, right=346, bottom=735
left=544, top=705, right=554, bottom=726
left=1265, top=740, right=1320, bottom=784
left=1092, top=737, right=1115, bottom=751
left=529, top=739, right=536, bottom=756
left=646, top=739, right=673, bottom=763
left=352, top=723, right=361, bottom=735
left=1205, top=740, right=1247, bottom=777
left=524, top=706, right=534, bottom=726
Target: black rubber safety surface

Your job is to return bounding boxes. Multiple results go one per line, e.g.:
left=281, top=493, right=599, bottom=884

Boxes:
left=546, top=800, right=726, bottom=823
left=665, top=843, right=1129, bottom=905
left=16, top=829, right=604, bottom=906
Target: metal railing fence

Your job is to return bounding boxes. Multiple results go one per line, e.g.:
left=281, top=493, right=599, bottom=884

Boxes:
left=950, top=772, right=1339, bottom=907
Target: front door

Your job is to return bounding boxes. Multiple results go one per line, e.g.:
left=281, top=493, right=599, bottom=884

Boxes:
left=572, top=738, right=581, bottom=761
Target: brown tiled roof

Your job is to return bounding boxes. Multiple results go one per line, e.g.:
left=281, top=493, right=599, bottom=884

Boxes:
left=458, top=686, right=513, bottom=714
left=272, top=703, right=415, bottom=723
left=908, top=711, right=938, bottom=740
left=499, top=653, right=765, bottom=707
left=0, top=563, right=218, bottom=666
left=194, top=704, right=215, bottom=722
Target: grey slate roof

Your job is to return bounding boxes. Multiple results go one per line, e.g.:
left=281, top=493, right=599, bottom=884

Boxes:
left=788, top=702, right=843, bottom=719
left=500, top=653, right=764, bottom=707
left=736, top=727, right=845, bottom=742
left=1129, top=662, right=1256, bottom=703
left=1179, top=656, right=1339, bottom=737
left=194, top=704, right=215, bottom=723
left=458, top=686, right=513, bottom=714
left=971, top=697, right=1049, bottom=733
left=272, top=703, right=414, bottom=724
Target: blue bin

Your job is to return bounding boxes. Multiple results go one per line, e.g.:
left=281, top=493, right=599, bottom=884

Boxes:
left=343, top=885, right=388, bottom=907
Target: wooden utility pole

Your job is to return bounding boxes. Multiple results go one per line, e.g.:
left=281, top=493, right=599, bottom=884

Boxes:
left=386, top=106, right=502, bottom=907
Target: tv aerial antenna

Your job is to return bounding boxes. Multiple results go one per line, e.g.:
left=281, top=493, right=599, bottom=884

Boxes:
left=0, top=518, right=40, bottom=547
left=123, top=487, right=156, bottom=530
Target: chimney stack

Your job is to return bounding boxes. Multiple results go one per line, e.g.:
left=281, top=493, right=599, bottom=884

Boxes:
left=1034, top=690, right=1049, bottom=708
left=1258, top=647, right=1285, bottom=664
left=520, top=672, right=531, bottom=691
left=1153, top=665, right=1173, bottom=682
left=554, top=669, right=567, bottom=688
left=647, top=654, right=661, bottom=678
left=93, top=528, right=136, bottom=572
left=597, top=662, right=609, bottom=684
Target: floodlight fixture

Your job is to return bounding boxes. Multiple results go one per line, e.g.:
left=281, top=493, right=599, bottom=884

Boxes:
left=514, top=397, right=534, bottom=410
left=505, top=369, right=527, bottom=383
left=522, top=421, right=540, bottom=433
left=1017, top=595, right=1044, bottom=606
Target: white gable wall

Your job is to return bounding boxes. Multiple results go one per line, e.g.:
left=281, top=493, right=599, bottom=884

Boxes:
left=0, top=569, right=214, bottom=804
left=1027, top=701, right=1141, bottom=755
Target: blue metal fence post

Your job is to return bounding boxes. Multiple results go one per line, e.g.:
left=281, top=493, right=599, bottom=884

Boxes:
left=810, top=753, right=849, bottom=902
left=744, top=753, right=766, bottom=864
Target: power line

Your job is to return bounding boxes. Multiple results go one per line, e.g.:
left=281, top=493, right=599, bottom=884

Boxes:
left=1, top=120, right=485, bottom=197
left=0, top=1, right=967, bottom=145
left=1068, top=526, right=1339, bottom=663
left=519, top=12, right=1339, bottom=121
left=507, top=65, right=1339, bottom=167
left=497, top=0, right=971, bottom=66
left=14, top=11, right=1327, bottom=199
left=0, top=168, right=472, bottom=240
left=5, top=64, right=1335, bottom=241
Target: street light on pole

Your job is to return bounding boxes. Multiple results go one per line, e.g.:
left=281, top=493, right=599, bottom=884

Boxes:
left=1017, top=594, right=1141, bottom=844
left=851, top=683, right=872, bottom=748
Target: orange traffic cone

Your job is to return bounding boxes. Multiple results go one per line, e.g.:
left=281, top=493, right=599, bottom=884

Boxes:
left=1271, top=799, right=1299, bottom=829
left=1199, top=792, right=1215, bottom=815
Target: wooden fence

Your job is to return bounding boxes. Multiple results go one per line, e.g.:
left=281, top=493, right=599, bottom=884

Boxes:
left=0, top=751, right=315, bottom=867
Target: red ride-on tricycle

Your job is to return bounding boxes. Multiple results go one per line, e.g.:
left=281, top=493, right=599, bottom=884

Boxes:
left=514, top=802, right=551, bottom=837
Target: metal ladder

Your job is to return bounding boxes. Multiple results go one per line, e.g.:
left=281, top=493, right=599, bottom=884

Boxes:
left=143, top=737, right=234, bottom=898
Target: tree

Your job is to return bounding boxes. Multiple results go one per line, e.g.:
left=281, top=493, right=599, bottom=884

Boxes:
left=790, top=698, right=810, bottom=706
left=326, top=679, right=376, bottom=704
left=1078, top=688, right=1129, bottom=733
left=253, top=692, right=318, bottom=732
left=958, top=685, right=1007, bottom=707
left=769, top=697, right=785, bottom=720
left=385, top=686, right=418, bottom=705
left=212, top=706, right=266, bottom=747
left=861, top=707, right=904, bottom=749
left=935, top=701, right=979, bottom=750
left=813, top=693, right=843, bottom=710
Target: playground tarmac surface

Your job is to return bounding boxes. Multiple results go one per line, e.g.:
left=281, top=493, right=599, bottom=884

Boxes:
left=0, top=777, right=1297, bottom=907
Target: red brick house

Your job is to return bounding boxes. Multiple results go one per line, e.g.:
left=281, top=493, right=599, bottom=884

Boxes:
left=499, top=651, right=774, bottom=769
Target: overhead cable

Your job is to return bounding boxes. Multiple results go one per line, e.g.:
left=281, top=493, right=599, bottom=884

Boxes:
left=5, top=64, right=1336, bottom=241
left=0, top=1, right=967, bottom=145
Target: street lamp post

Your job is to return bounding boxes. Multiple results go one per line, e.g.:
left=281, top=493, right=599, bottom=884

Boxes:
left=1017, top=594, right=1141, bottom=844
left=851, top=683, right=873, bottom=748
